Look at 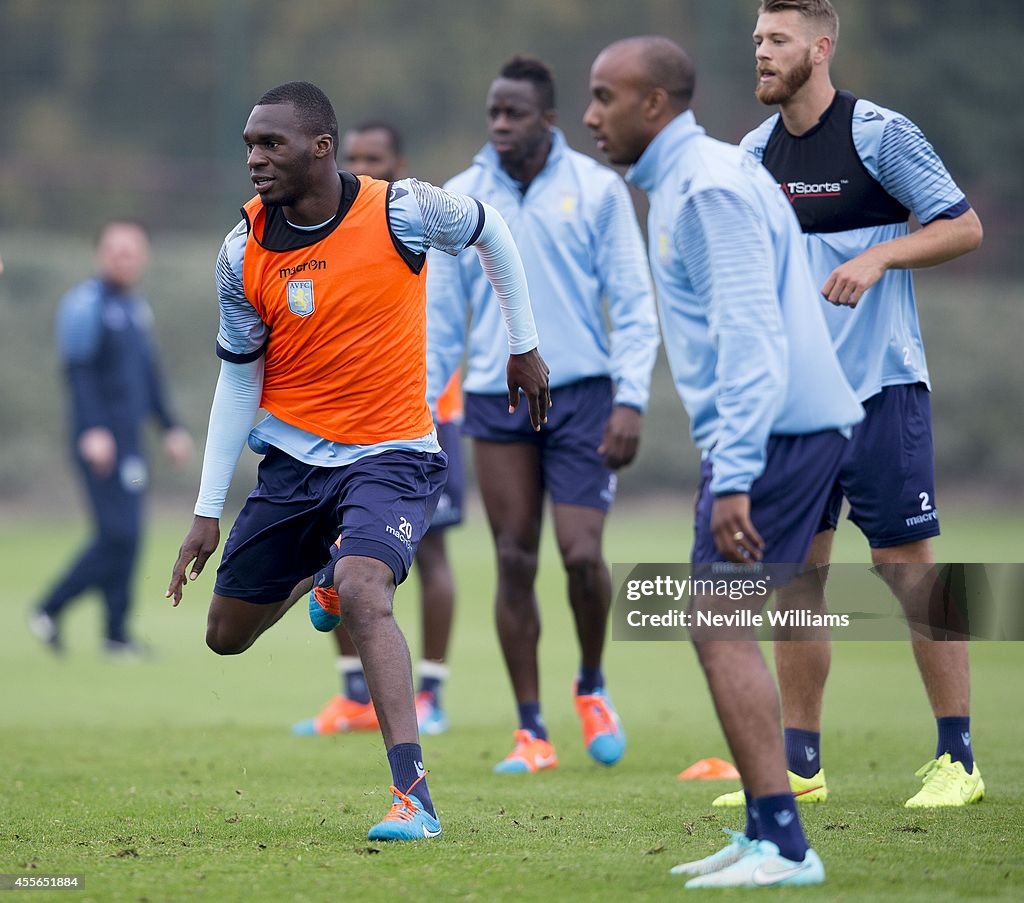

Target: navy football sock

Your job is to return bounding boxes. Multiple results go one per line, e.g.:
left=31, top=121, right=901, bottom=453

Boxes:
left=345, top=671, right=371, bottom=705
left=784, top=727, right=822, bottom=778
left=419, top=675, right=442, bottom=704
left=337, top=656, right=371, bottom=705
left=576, top=666, right=604, bottom=696
left=417, top=661, right=448, bottom=708
left=517, top=702, right=547, bottom=740
left=754, top=793, right=808, bottom=863
left=386, top=743, right=434, bottom=817
left=937, top=716, right=974, bottom=771
left=744, top=790, right=758, bottom=840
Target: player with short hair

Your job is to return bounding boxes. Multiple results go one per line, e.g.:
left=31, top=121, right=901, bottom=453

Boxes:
left=586, top=35, right=864, bottom=888
left=737, top=0, right=985, bottom=810
left=292, top=121, right=464, bottom=737
left=166, top=81, right=549, bottom=842
left=32, top=219, right=193, bottom=656
left=428, top=55, right=660, bottom=774
left=341, top=121, right=405, bottom=177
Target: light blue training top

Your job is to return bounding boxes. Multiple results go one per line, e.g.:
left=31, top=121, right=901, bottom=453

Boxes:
left=426, top=128, right=659, bottom=410
left=628, top=112, right=863, bottom=495
left=741, top=99, right=969, bottom=400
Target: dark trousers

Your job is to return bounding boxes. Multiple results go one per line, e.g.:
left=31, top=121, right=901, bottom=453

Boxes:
left=40, top=454, right=144, bottom=643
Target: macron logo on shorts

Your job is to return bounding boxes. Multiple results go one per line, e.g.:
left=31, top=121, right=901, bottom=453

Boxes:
left=385, top=516, right=414, bottom=551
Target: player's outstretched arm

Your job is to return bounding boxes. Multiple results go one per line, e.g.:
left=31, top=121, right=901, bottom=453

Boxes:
left=397, top=181, right=549, bottom=427
left=167, top=357, right=263, bottom=604
left=167, top=516, right=220, bottom=605
left=471, top=202, right=549, bottom=430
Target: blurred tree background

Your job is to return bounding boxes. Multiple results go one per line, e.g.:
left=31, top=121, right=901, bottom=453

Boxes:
left=1, top=0, right=1021, bottom=507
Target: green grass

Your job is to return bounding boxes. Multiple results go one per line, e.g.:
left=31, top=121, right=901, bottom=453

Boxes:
left=1, top=504, right=1022, bottom=901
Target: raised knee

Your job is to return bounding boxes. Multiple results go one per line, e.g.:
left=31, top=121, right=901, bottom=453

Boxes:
left=336, top=575, right=393, bottom=637
left=205, top=619, right=250, bottom=656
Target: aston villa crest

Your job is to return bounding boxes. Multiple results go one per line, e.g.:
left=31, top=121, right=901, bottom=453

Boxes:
left=287, top=279, right=315, bottom=317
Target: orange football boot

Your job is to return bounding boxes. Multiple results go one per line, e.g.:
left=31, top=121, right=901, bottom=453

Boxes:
left=493, top=729, right=559, bottom=774
left=291, top=694, right=379, bottom=735
left=574, top=687, right=626, bottom=765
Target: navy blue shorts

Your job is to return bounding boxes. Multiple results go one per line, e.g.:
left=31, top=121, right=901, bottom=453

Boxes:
left=214, top=446, right=448, bottom=603
left=463, top=376, right=616, bottom=512
left=428, top=420, right=464, bottom=531
left=821, top=383, right=939, bottom=548
left=692, top=430, right=849, bottom=565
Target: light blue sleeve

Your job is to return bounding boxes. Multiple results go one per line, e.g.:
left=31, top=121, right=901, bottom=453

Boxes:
left=676, top=189, right=787, bottom=495
left=388, top=178, right=483, bottom=256
left=425, top=201, right=540, bottom=410
left=852, top=101, right=968, bottom=225
left=193, top=358, right=264, bottom=518
left=471, top=203, right=538, bottom=355
left=592, top=178, right=660, bottom=411
left=55, top=281, right=103, bottom=364
left=214, top=221, right=269, bottom=362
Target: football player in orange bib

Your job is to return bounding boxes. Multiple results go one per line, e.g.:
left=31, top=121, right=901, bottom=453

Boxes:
left=167, top=82, right=548, bottom=842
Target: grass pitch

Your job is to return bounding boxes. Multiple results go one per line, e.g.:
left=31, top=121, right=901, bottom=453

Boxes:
left=1, top=504, right=1022, bottom=901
